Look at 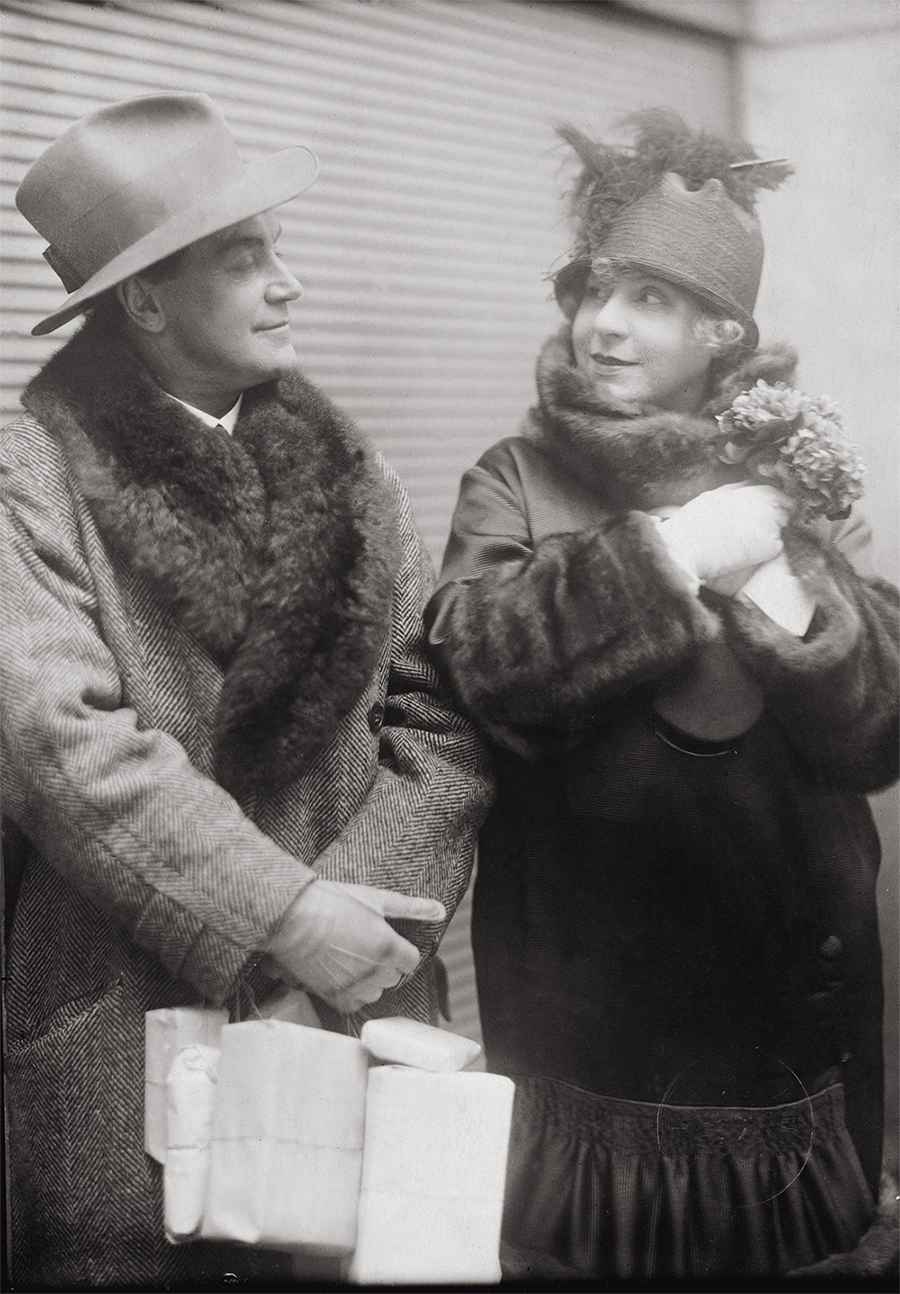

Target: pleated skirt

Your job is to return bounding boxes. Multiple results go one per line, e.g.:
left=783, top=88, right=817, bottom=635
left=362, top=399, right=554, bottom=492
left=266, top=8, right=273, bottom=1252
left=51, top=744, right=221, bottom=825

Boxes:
left=501, top=1075, right=875, bottom=1280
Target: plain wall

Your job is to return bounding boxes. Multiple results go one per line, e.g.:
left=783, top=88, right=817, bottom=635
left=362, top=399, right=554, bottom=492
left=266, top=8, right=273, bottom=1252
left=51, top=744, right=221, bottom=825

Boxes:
left=739, top=3, right=899, bottom=1174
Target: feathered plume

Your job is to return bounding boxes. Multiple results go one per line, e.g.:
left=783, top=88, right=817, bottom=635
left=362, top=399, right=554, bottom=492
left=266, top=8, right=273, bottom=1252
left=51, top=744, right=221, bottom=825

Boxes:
left=557, top=109, right=792, bottom=257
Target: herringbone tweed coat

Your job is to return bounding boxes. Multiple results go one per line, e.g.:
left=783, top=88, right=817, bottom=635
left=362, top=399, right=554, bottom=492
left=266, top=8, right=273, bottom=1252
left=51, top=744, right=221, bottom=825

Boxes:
left=1, top=315, right=492, bottom=1290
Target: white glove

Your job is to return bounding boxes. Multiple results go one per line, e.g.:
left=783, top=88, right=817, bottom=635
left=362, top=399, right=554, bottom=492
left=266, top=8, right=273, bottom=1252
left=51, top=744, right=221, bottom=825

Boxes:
left=263, top=878, right=445, bottom=1014
left=658, top=483, right=792, bottom=588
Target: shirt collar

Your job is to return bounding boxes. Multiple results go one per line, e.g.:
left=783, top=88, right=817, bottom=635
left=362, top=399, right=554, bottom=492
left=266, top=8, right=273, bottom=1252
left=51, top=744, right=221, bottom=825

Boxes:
left=167, top=392, right=243, bottom=434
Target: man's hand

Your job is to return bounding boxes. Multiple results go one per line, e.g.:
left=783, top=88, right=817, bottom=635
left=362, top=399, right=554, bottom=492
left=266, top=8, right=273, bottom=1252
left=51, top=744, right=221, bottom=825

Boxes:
left=262, top=879, right=445, bottom=1014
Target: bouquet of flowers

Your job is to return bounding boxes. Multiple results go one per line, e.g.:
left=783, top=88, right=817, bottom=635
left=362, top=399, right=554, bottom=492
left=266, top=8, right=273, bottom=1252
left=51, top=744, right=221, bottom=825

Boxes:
left=716, top=380, right=866, bottom=522
left=711, top=381, right=866, bottom=633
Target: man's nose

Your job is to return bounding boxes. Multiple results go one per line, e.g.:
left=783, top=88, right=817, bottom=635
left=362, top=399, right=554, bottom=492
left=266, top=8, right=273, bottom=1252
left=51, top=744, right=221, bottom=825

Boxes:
left=267, top=263, right=303, bottom=303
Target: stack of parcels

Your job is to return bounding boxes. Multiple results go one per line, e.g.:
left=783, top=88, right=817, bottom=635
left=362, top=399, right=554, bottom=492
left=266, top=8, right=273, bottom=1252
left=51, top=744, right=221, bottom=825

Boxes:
left=144, top=1005, right=514, bottom=1284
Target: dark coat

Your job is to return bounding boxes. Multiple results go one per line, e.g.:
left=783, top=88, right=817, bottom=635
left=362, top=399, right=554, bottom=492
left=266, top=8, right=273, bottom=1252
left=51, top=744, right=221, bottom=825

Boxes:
left=426, top=332, right=899, bottom=1203
left=1, top=315, right=492, bottom=1289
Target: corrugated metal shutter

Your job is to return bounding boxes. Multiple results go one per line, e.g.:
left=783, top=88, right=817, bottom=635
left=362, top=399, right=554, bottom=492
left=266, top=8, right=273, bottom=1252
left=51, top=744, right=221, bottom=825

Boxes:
left=0, top=0, right=733, bottom=1048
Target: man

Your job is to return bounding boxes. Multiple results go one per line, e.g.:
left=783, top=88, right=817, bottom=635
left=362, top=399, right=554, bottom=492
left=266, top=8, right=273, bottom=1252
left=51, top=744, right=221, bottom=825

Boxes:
left=2, top=93, right=491, bottom=1288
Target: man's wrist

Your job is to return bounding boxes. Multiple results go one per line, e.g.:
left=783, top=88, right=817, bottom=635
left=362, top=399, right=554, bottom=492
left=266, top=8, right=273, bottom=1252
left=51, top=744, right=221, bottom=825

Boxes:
left=262, top=872, right=319, bottom=956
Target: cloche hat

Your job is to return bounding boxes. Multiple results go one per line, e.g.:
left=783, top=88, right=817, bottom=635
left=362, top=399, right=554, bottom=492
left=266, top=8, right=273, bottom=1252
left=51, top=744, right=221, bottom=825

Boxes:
left=16, top=92, right=320, bottom=336
left=552, top=111, right=791, bottom=350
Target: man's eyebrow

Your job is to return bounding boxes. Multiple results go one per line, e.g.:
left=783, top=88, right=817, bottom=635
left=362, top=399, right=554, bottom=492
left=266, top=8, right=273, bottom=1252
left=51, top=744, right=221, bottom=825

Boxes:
left=214, top=231, right=266, bottom=253
left=213, top=221, right=281, bottom=253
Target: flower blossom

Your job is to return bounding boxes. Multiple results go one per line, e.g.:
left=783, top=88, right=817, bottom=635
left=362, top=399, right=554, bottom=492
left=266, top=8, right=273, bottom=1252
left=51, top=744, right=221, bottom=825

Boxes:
left=716, top=380, right=866, bottom=521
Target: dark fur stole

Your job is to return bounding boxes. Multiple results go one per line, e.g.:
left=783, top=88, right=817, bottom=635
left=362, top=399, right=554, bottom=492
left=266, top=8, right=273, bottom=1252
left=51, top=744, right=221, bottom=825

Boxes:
left=22, top=315, right=400, bottom=800
left=529, top=326, right=798, bottom=510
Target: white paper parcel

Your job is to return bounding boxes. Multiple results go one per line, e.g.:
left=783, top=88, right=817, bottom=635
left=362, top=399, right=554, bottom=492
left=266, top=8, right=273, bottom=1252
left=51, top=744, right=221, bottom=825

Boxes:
left=348, top=1066, right=515, bottom=1285
left=201, top=1019, right=368, bottom=1252
left=360, top=1016, right=481, bottom=1071
left=164, top=1043, right=219, bottom=1243
left=144, top=1007, right=227, bottom=1163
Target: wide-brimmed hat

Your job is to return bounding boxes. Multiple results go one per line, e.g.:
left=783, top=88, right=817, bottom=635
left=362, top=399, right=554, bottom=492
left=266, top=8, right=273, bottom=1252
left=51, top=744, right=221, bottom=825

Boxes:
left=16, top=92, right=320, bottom=336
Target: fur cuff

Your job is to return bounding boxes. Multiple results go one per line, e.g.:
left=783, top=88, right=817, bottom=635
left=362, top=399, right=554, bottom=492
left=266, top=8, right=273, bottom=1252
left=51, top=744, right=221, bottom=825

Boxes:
left=787, top=1173, right=899, bottom=1280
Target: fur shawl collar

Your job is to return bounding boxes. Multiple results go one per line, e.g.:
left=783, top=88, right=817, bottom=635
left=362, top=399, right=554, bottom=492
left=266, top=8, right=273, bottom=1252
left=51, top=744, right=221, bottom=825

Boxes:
left=22, top=315, right=400, bottom=800
left=529, top=327, right=799, bottom=511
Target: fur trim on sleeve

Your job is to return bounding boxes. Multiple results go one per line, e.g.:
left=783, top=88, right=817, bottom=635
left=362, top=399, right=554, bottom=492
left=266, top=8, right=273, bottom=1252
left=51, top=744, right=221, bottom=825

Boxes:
left=432, top=510, right=720, bottom=759
left=720, top=529, right=899, bottom=791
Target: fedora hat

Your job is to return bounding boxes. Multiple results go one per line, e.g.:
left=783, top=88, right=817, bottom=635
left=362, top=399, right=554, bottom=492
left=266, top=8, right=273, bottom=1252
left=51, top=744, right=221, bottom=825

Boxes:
left=17, top=92, right=319, bottom=336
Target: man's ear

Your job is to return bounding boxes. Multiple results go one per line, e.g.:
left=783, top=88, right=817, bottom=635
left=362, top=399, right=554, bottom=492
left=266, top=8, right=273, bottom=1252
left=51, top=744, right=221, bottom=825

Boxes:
left=117, top=275, right=166, bottom=334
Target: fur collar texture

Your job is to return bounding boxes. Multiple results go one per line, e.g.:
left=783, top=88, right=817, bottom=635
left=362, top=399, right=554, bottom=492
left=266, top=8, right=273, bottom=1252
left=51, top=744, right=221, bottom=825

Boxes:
left=529, top=327, right=798, bottom=511
left=23, top=315, right=400, bottom=800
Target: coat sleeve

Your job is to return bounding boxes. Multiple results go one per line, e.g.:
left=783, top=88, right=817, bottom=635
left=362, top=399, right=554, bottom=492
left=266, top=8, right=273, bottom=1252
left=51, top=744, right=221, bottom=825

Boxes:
left=424, top=441, right=721, bottom=758
left=309, top=456, right=493, bottom=961
left=0, top=429, right=315, bottom=1003
left=719, top=516, right=899, bottom=792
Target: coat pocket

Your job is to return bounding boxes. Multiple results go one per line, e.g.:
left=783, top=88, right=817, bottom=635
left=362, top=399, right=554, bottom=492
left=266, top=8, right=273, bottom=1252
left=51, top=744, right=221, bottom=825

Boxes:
left=6, top=977, right=168, bottom=1286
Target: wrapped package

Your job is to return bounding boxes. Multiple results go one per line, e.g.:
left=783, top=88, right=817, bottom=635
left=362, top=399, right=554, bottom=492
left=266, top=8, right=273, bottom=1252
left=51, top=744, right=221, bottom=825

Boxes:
left=145, top=1007, right=227, bottom=1163
left=201, top=1020, right=368, bottom=1252
left=348, top=1066, right=515, bottom=1285
left=164, top=1044, right=219, bottom=1243
left=360, top=1017, right=481, bottom=1072
left=257, top=985, right=322, bottom=1028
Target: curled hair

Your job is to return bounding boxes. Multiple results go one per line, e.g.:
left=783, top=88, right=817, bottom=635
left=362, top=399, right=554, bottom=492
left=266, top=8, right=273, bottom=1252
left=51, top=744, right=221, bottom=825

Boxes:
left=693, top=314, right=746, bottom=351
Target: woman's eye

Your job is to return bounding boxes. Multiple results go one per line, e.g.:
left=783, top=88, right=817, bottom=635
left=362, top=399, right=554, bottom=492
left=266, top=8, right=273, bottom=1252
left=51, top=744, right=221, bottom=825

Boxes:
left=638, top=286, right=668, bottom=305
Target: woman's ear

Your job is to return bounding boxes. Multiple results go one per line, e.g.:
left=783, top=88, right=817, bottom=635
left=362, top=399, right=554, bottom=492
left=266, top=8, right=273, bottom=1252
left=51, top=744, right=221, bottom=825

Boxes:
left=117, top=275, right=166, bottom=334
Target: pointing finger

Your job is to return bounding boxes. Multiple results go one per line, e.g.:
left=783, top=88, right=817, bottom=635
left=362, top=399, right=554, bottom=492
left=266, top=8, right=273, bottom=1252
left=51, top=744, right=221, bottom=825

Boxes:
left=341, top=884, right=445, bottom=923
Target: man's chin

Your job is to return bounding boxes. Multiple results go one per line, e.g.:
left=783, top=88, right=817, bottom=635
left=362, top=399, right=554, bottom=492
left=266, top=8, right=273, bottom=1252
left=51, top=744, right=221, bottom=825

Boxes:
left=259, top=347, right=300, bottom=381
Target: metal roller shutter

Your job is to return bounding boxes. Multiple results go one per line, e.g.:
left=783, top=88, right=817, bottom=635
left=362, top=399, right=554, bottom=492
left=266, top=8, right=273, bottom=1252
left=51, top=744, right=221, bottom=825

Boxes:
left=1, top=0, right=734, bottom=1047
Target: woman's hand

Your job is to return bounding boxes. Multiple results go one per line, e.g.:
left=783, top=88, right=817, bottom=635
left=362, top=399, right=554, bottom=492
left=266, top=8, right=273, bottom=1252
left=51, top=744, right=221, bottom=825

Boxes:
left=659, top=483, right=792, bottom=589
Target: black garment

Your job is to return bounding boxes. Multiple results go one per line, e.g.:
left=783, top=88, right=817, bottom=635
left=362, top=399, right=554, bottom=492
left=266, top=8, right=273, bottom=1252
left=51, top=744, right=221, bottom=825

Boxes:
left=501, top=1076, right=872, bottom=1280
left=475, top=717, right=885, bottom=1192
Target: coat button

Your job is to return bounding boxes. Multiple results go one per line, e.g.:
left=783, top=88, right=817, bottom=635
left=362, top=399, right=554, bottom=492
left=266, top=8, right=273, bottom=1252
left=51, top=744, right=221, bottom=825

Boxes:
left=820, top=935, right=843, bottom=958
left=368, top=701, right=385, bottom=734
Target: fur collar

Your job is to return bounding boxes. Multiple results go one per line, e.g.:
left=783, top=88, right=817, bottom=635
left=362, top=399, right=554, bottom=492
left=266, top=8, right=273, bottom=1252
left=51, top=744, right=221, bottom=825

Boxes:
left=529, top=327, right=798, bottom=510
left=23, top=315, right=400, bottom=800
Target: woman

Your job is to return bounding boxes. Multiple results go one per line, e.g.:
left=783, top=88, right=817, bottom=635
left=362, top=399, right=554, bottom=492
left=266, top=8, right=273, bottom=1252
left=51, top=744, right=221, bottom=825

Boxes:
left=426, top=113, right=898, bottom=1280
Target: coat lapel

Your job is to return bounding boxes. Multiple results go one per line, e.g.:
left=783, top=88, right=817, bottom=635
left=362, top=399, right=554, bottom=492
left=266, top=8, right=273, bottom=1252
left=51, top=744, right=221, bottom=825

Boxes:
left=23, top=315, right=400, bottom=799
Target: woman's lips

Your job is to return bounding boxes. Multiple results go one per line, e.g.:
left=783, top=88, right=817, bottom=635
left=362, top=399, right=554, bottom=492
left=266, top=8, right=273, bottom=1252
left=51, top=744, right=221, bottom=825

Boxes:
left=591, top=353, right=639, bottom=367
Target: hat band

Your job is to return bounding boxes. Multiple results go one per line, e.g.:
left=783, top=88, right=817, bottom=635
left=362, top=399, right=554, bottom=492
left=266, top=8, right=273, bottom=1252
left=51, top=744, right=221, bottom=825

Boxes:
left=43, top=244, right=86, bottom=293
left=56, top=132, right=244, bottom=280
